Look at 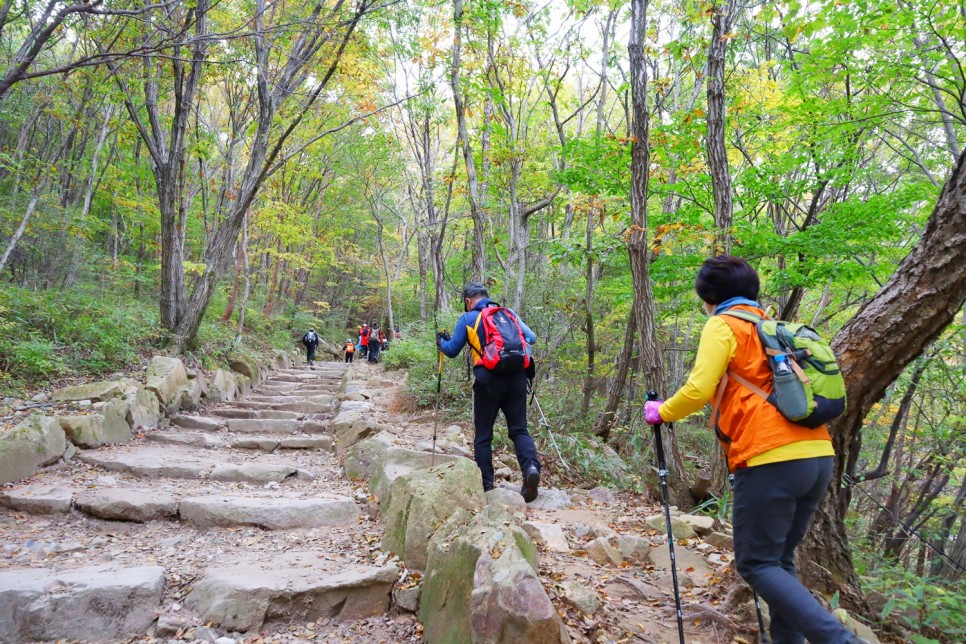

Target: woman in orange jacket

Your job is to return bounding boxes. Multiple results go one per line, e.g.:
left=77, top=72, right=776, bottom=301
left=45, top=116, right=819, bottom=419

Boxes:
left=644, top=256, right=860, bottom=644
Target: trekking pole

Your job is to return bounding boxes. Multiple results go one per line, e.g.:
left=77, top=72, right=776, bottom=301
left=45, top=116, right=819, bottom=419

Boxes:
left=431, top=339, right=444, bottom=467
left=528, top=388, right=569, bottom=470
left=728, top=473, right=769, bottom=643
left=646, top=390, right=686, bottom=644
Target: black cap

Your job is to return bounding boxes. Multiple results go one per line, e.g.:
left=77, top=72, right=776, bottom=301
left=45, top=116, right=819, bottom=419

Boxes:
left=462, top=282, right=488, bottom=299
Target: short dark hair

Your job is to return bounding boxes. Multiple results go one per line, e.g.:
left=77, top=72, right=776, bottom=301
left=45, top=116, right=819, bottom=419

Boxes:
left=694, top=256, right=759, bottom=304
left=462, top=282, right=488, bottom=299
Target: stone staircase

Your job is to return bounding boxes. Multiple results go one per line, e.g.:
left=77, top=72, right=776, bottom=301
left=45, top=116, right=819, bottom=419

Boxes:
left=0, top=363, right=404, bottom=642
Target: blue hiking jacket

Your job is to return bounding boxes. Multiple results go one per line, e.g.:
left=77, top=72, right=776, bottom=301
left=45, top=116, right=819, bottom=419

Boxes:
left=438, top=297, right=536, bottom=359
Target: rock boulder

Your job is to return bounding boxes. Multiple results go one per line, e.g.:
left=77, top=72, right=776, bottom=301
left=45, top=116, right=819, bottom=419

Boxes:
left=421, top=504, right=570, bottom=644
left=0, top=415, right=66, bottom=484
left=58, top=399, right=133, bottom=448
left=382, top=459, right=485, bottom=570
left=51, top=380, right=125, bottom=403
left=145, top=356, right=189, bottom=412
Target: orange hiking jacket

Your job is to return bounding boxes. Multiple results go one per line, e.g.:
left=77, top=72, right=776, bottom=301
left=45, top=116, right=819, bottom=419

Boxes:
left=714, top=306, right=833, bottom=470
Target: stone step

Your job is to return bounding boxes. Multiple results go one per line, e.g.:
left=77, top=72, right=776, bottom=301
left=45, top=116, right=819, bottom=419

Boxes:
left=178, top=494, right=359, bottom=530
left=170, top=415, right=226, bottom=431
left=79, top=447, right=216, bottom=479
left=78, top=446, right=313, bottom=483
left=209, top=409, right=304, bottom=420
left=246, top=395, right=306, bottom=404
left=230, top=401, right=331, bottom=414
left=74, top=488, right=179, bottom=522
left=225, top=418, right=301, bottom=434
left=291, top=388, right=337, bottom=395
left=209, top=462, right=311, bottom=483
left=186, top=552, right=397, bottom=632
left=256, top=384, right=300, bottom=394
left=146, top=431, right=226, bottom=449
left=230, top=435, right=333, bottom=452
left=0, top=482, right=74, bottom=515
left=269, top=374, right=322, bottom=383
left=0, top=565, right=164, bottom=641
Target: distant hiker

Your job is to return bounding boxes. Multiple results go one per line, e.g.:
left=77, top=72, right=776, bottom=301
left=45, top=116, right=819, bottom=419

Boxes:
left=343, top=339, right=355, bottom=364
left=359, top=323, right=370, bottom=359
left=378, top=327, right=387, bottom=350
left=643, top=256, right=860, bottom=644
left=437, top=282, right=541, bottom=502
left=368, top=327, right=381, bottom=363
left=302, top=328, right=320, bottom=366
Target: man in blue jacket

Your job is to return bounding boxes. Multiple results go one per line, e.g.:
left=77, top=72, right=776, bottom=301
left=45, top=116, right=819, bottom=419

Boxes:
left=437, top=282, right=541, bottom=502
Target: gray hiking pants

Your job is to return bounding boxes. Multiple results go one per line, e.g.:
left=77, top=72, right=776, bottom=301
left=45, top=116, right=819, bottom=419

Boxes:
left=733, top=456, right=857, bottom=644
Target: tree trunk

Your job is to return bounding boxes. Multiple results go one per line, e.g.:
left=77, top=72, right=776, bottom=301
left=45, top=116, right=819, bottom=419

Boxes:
left=595, top=309, right=636, bottom=440
left=706, top=0, right=737, bottom=255
left=451, top=0, right=486, bottom=282
left=236, top=211, right=251, bottom=339
left=799, top=151, right=966, bottom=609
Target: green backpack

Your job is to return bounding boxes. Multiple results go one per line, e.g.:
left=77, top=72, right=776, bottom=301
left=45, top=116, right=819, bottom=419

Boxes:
left=719, top=310, right=847, bottom=428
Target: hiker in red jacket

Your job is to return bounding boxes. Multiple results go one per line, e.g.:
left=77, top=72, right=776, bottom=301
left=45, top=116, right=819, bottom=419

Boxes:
left=359, top=324, right=370, bottom=359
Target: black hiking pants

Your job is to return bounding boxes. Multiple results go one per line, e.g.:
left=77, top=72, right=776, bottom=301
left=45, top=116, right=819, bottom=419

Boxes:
left=472, top=367, right=539, bottom=491
left=345, top=352, right=353, bottom=363
left=733, top=456, right=858, bottom=644
left=305, top=344, right=317, bottom=363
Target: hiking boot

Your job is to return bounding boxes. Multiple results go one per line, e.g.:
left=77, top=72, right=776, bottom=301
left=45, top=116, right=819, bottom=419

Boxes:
left=521, top=465, right=540, bottom=503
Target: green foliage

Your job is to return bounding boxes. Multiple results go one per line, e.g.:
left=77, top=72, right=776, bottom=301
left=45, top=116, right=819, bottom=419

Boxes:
left=853, top=546, right=966, bottom=642
left=0, top=285, right=156, bottom=382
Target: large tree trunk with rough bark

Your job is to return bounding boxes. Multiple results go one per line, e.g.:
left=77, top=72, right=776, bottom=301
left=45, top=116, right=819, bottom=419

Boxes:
left=451, top=0, right=486, bottom=282
left=799, top=152, right=966, bottom=610
left=706, top=0, right=736, bottom=255
left=628, top=0, right=687, bottom=501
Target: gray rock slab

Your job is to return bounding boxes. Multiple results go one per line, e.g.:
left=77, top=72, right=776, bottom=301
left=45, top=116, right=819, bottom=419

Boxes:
left=0, top=565, right=164, bottom=641
left=209, top=463, right=302, bottom=484
left=179, top=495, right=359, bottom=530
left=521, top=521, right=571, bottom=553
left=0, top=483, right=74, bottom=514
left=246, top=395, right=303, bottom=404
left=52, top=380, right=124, bottom=403
left=526, top=487, right=573, bottom=510
left=279, top=436, right=333, bottom=450
left=704, top=531, right=734, bottom=550
left=257, top=384, right=299, bottom=395
left=225, top=419, right=300, bottom=434
left=648, top=544, right=712, bottom=579
left=485, top=487, right=526, bottom=509
left=209, top=409, right=259, bottom=419
left=171, top=415, right=226, bottom=431
left=146, top=432, right=226, bottom=449
left=78, top=446, right=216, bottom=479
left=646, top=514, right=697, bottom=539
left=274, top=401, right=331, bottom=414
left=74, top=488, right=178, bottom=522
left=299, top=420, right=327, bottom=434
left=186, top=552, right=397, bottom=631
left=679, top=513, right=716, bottom=535
left=229, top=437, right=279, bottom=452
left=560, top=580, right=600, bottom=616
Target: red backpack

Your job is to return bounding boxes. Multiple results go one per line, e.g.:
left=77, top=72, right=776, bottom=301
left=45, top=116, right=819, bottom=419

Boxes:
left=469, top=305, right=531, bottom=373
